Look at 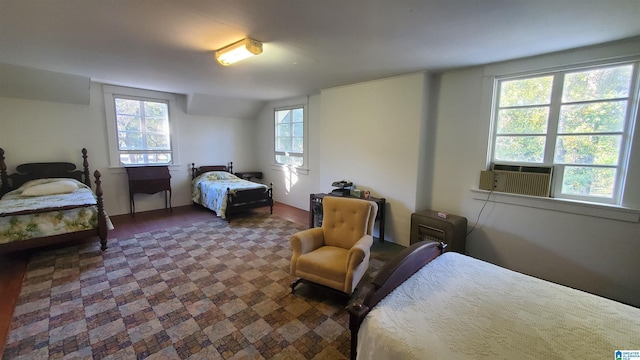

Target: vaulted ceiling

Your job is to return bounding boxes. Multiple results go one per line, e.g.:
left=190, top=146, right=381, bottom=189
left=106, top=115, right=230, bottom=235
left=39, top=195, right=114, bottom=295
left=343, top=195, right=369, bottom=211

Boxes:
left=2, top=1, right=640, bottom=110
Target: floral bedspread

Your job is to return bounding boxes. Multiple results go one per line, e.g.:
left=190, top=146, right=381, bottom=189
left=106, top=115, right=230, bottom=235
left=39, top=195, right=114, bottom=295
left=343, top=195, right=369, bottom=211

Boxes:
left=191, top=172, right=268, bottom=219
left=0, top=184, right=113, bottom=245
left=0, top=187, right=97, bottom=215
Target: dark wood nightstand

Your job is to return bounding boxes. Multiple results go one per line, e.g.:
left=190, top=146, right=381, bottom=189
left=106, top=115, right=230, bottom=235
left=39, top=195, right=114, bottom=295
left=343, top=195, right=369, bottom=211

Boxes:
left=125, top=166, right=172, bottom=217
left=235, top=171, right=263, bottom=181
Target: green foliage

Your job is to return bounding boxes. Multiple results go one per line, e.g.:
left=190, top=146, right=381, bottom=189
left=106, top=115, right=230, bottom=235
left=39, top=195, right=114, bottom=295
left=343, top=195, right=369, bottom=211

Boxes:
left=495, top=64, right=632, bottom=198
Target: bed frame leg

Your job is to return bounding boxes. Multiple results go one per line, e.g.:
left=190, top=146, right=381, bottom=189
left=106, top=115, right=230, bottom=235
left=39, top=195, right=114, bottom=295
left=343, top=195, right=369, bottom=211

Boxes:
left=94, top=170, right=108, bottom=251
left=346, top=302, right=369, bottom=360
left=290, top=278, right=302, bottom=293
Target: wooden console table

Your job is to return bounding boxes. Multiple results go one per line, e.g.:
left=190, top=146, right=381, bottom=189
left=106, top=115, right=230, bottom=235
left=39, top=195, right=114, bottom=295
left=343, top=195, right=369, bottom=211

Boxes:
left=309, top=193, right=386, bottom=242
left=126, top=166, right=172, bottom=217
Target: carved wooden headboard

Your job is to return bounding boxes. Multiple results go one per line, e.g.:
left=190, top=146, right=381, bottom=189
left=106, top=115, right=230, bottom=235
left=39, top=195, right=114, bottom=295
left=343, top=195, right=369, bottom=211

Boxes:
left=191, top=162, right=234, bottom=179
left=0, top=148, right=91, bottom=197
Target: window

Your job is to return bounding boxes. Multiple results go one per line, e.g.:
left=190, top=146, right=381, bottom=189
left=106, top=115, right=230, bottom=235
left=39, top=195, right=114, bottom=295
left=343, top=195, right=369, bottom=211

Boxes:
left=115, top=97, right=172, bottom=165
left=274, top=105, right=305, bottom=167
left=103, top=85, right=178, bottom=168
left=491, top=61, right=639, bottom=204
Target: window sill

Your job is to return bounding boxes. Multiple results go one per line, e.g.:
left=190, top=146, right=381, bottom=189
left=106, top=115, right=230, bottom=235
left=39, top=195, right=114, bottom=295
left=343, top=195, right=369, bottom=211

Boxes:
left=271, top=164, right=309, bottom=175
left=470, top=189, right=640, bottom=223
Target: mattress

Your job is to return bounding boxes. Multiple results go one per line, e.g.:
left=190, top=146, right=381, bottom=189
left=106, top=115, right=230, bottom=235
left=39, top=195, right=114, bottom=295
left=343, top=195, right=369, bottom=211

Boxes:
left=357, top=252, right=640, bottom=359
left=0, top=182, right=112, bottom=244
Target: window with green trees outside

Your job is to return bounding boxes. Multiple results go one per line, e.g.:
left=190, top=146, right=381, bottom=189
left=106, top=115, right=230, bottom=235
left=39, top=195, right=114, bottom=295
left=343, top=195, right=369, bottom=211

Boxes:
left=491, top=61, right=638, bottom=205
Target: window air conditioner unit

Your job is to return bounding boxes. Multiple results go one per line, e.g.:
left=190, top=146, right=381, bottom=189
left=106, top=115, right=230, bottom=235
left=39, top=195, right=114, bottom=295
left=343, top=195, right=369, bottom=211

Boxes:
left=479, top=164, right=553, bottom=197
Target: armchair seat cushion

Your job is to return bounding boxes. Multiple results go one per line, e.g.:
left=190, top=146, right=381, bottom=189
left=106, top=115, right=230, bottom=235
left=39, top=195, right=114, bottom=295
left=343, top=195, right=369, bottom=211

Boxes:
left=296, top=246, right=349, bottom=286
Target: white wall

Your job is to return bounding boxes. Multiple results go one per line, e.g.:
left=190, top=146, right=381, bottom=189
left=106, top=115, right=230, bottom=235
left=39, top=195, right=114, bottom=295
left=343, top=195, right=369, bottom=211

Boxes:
left=0, top=82, right=256, bottom=216
left=430, top=39, right=640, bottom=307
left=255, top=73, right=430, bottom=244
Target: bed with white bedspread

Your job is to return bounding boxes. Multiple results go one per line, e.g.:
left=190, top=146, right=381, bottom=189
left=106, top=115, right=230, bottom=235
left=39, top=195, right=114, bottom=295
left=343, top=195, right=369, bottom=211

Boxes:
left=348, top=241, right=640, bottom=360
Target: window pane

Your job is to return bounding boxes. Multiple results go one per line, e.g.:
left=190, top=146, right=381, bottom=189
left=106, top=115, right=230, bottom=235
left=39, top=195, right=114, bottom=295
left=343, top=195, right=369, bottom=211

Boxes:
left=275, top=110, right=291, bottom=124
left=292, top=108, right=303, bottom=123
left=499, top=76, right=552, bottom=107
left=555, top=135, right=621, bottom=165
left=146, top=134, right=170, bottom=150
left=120, top=152, right=171, bottom=165
left=561, top=166, right=615, bottom=198
left=116, top=115, right=141, bottom=132
left=293, top=123, right=303, bottom=136
left=115, top=98, right=140, bottom=115
left=275, top=154, right=303, bottom=167
left=290, top=156, right=303, bottom=167
left=145, top=117, right=168, bottom=133
left=276, top=138, right=290, bottom=151
left=292, top=137, right=303, bottom=152
left=559, top=101, right=626, bottom=133
left=144, top=101, right=168, bottom=117
left=276, top=124, right=290, bottom=137
left=563, top=65, right=632, bottom=102
left=495, top=136, right=545, bottom=162
left=497, top=107, right=548, bottom=134
left=118, top=132, right=143, bottom=150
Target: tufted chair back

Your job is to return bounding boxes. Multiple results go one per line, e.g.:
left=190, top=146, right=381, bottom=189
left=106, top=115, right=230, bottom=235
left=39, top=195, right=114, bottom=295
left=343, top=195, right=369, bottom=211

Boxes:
left=322, top=197, right=377, bottom=249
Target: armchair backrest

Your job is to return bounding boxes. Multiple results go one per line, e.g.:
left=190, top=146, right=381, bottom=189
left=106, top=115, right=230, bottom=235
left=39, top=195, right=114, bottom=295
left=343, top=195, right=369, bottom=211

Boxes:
left=321, top=196, right=378, bottom=249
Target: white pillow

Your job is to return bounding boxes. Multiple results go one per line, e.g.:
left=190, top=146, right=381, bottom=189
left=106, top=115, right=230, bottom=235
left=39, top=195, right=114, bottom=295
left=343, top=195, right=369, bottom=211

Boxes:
left=21, top=180, right=79, bottom=196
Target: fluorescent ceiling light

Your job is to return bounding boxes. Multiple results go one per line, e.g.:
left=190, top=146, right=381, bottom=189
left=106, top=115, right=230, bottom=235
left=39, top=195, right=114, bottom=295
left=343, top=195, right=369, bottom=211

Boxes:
left=215, top=38, right=263, bottom=66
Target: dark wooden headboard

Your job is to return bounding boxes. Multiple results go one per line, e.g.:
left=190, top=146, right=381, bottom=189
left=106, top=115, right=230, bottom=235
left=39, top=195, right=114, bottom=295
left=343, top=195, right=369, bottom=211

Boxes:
left=191, top=162, right=234, bottom=179
left=346, top=241, right=446, bottom=360
left=0, top=148, right=92, bottom=197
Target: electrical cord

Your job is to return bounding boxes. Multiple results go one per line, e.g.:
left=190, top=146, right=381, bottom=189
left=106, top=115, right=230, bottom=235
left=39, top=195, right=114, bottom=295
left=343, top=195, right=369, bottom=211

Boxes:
left=466, top=189, right=493, bottom=236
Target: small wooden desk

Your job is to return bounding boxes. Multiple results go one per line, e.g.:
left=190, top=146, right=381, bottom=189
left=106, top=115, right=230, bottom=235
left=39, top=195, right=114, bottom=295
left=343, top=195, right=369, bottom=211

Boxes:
left=126, top=166, right=172, bottom=217
left=309, top=193, right=386, bottom=242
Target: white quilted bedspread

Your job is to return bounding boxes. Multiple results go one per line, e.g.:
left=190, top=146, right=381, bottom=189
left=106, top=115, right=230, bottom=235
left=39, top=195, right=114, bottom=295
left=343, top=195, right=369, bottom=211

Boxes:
left=357, top=252, right=640, bottom=360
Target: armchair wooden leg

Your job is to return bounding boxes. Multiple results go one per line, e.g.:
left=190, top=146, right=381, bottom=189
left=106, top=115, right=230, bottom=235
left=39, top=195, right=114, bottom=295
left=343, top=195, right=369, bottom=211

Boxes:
left=291, top=278, right=302, bottom=293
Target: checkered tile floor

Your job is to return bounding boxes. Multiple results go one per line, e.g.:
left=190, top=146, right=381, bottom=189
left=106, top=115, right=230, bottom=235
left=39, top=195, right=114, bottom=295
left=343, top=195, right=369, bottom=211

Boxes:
left=3, top=214, right=391, bottom=359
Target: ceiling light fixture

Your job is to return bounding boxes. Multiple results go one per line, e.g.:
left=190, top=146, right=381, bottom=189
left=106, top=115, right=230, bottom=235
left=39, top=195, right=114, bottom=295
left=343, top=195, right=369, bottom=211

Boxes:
left=215, top=38, right=263, bottom=66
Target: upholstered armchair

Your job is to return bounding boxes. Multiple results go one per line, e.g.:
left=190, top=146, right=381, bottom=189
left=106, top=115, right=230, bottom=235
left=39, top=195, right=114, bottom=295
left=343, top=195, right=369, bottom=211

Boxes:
left=290, top=196, right=378, bottom=295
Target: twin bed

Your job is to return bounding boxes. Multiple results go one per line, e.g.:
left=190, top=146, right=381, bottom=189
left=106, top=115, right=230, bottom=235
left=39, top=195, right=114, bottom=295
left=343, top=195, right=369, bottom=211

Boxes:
left=191, top=163, right=273, bottom=221
left=348, top=241, right=640, bottom=360
left=0, top=148, right=110, bottom=253
left=0, top=153, right=268, bottom=255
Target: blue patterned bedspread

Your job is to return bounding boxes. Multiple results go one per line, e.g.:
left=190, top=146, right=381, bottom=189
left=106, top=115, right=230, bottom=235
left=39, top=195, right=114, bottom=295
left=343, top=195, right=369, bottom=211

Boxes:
left=191, top=171, right=268, bottom=219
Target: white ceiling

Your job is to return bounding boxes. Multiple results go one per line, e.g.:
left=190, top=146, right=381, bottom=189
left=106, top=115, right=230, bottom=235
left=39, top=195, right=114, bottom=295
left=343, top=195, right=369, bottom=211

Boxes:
left=2, top=0, right=640, bottom=105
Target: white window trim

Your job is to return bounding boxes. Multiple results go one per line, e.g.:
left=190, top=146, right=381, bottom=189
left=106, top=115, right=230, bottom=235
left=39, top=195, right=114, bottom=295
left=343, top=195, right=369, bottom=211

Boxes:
left=103, top=85, right=180, bottom=172
left=271, top=99, right=309, bottom=175
left=489, top=61, right=638, bottom=205
left=474, top=44, right=640, bottom=220
left=471, top=188, right=639, bottom=223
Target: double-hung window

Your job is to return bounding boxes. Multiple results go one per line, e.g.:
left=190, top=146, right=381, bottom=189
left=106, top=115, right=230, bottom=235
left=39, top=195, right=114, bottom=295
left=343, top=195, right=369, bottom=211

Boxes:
left=274, top=105, right=305, bottom=167
left=114, top=96, right=172, bottom=165
left=103, top=85, right=177, bottom=168
left=490, top=61, right=639, bottom=205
